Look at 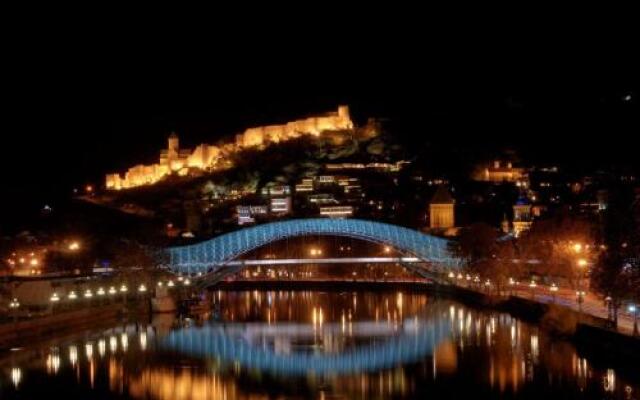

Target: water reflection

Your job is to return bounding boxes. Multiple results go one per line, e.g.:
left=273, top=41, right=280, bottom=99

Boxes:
left=0, top=290, right=638, bottom=399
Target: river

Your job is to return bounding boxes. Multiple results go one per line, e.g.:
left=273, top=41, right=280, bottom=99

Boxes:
left=1, top=289, right=638, bottom=399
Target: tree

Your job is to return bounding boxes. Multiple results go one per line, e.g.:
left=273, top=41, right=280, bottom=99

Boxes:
left=516, top=211, right=594, bottom=287
left=108, top=240, right=166, bottom=287
left=455, top=223, right=517, bottom=295
left=591, top=184, right=640, bottom=327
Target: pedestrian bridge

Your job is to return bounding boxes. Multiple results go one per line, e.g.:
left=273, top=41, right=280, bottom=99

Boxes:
left=165, top=218, right=463, bottom=284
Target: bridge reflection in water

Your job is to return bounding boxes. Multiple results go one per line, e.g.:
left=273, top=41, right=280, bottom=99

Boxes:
left=162, top=317, right=452, bottom=376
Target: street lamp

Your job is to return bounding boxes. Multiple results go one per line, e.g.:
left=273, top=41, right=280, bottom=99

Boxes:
left=138, top=284, right=147, bottom=293
left=120, top=284, right=128, bottom=303
left=549, top=283, right=558, bottom=303
left=508, top=277, right=516, bottom=296
left=629, top=304, right=638, bottom=336
left=604, top=296, right=613, bottom=321
left=9, top=298, right=20, bottom=323
left=9, top=298, right=20, bottom=309
left=529, top=280, right=537, bottom=299
left=576, top=258, right=588, bottom=317
left=576, top=290, right=586, bottom=315
left=68, top=291, right=77, bottom=300
left=573, top=243, right=583, bottom=253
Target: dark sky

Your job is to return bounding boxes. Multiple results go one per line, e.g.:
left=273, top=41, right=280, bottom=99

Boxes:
left=2, top=22, right=638, bottom=221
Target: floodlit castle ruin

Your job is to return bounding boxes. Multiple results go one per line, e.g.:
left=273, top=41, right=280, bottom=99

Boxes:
left=106, top=106, right=354, bottom=190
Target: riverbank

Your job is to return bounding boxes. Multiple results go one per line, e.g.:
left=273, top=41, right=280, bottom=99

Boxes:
left=0, top=301, right=150, bottom=350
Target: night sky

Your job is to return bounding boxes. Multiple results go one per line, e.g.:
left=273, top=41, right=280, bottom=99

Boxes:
left=2, top=25, right=638, bottom=224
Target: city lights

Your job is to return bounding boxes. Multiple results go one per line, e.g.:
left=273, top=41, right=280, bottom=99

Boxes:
left=9, top=298, right=20, bottom=309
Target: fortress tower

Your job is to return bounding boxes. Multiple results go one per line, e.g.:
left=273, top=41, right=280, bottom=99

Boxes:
left=167, top=132, right=179, bottom=156
left=429, top=186, right=455, bottom=229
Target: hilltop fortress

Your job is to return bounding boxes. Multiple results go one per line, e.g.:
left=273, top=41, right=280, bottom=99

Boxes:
left=106, top=106, right=355, bottom=190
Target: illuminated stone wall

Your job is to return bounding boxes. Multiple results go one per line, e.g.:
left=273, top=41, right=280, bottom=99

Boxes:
left=105, top=106, right=354, bottom=190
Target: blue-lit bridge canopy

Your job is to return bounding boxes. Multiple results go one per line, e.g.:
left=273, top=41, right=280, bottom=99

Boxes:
left=166, top=218, right=462, bottom=276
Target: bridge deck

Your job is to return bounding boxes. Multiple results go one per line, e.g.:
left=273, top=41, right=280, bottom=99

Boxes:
left=226, top=257, right=421, bottom=266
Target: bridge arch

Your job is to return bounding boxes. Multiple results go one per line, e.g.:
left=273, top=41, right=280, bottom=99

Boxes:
left=166, top=219, right=462, bottom=279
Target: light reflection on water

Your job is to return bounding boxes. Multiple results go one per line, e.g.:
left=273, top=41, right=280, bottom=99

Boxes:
left=0, top=290, right=638, bottom=399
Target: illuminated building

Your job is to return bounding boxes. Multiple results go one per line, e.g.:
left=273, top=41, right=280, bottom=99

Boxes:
left=474, top=160, right=528, bottom=184
left=270, top=197, right=291, bottom=214
left=429, top=186, right=455, bottom=230
left=236, top=205, right=268, bottom=225
left=512, top=197, right=533, bottom=237
left=106, top=106, right=354, bottom=190
left=295, top=178, right=314, bottom=193
left=324, top=161, right=410, bottom=172
left=319, top=205, right=354, bottom=218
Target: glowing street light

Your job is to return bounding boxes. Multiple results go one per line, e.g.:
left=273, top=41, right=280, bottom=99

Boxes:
left=629, top=304, right=638, bottom=336
left=577, top=258, right=588, bottom=268
left=167, top=280, right=175, bottom=287
left=549, top=283, right=558, bottom=302
left=119, top=284, right=128, bottom=293
left=97, top=287, right=106, bottom=296
left=9, top=298, right=20, bottom=309
left=108, top=286, right=117, bottom=295
left=68, top=241, right=80, bottom=251
left=573, top=243, right=583, bottom=253
left=384, top=246, right=391, bottom=253
left=50, top=293, right=60, bottom=302
left=576, top=290, right=587, bottom=315
left=84, top=289, right=93, bottom=298
left=138, top=284, right=147, bottom=293
left=157, top=281, right=163, bottom=287
left=183, top=279, right=191, bottom=286
left=68, top=291, right=78, bottom=300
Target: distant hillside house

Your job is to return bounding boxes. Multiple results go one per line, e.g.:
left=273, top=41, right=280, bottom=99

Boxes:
left=474, top=160, right=528, bottom=185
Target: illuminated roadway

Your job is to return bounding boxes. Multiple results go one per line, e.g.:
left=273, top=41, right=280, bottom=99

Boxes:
left=225, top=256, right=421, bottom=266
